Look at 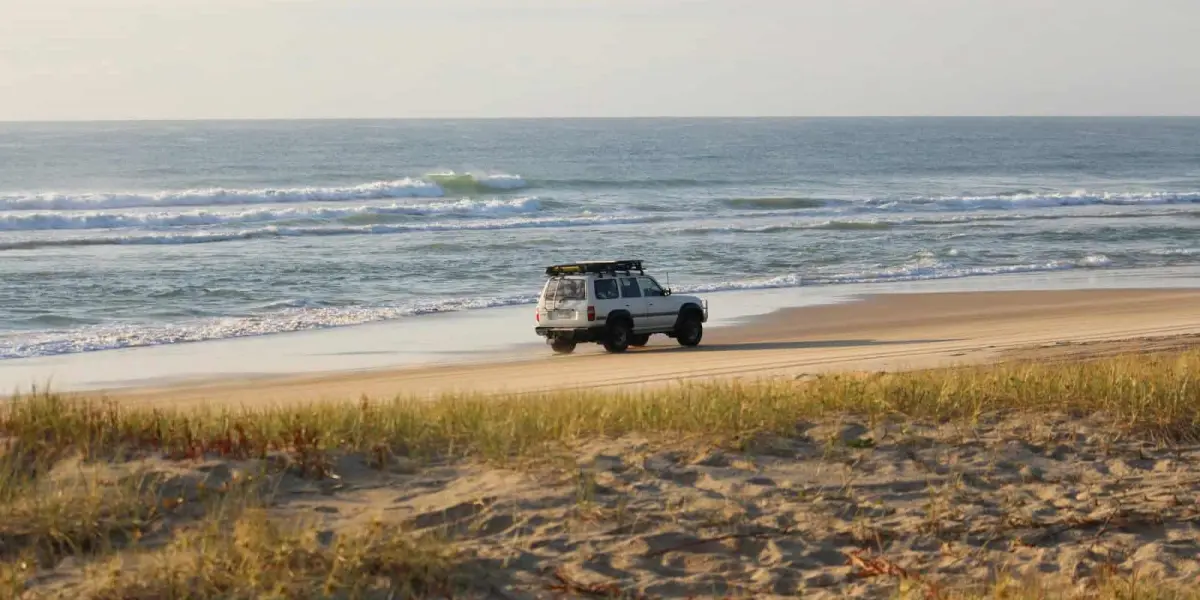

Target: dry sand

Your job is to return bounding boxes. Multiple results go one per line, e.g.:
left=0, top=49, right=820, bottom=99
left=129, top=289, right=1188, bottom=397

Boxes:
left=289, top=413, right=1200, bottom=598
left=101, top=288, right=1200, bottom=410
left=38, top=411, right=1200, bottom=598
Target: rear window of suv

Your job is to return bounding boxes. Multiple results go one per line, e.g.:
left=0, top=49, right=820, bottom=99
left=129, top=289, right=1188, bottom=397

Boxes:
left=594, top=278, right=619, bottom=300
left=543, top=277, right=586, bottom=301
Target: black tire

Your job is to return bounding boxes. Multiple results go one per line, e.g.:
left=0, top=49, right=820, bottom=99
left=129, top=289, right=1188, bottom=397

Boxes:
left=675, top=313, right=704, bottom=347
left=603, top=320, right=632, bottom=353
left=550, top=338, right=577, bottom=354
left=630, top=334, right=651, bottom=347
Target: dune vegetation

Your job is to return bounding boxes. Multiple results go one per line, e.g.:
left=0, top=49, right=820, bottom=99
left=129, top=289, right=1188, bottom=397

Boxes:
left=2, top=348, right=1199, bottom=598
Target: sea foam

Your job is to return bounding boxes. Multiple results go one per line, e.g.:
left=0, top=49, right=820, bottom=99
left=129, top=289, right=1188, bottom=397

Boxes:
left=0, top=295, right=537, bottom=360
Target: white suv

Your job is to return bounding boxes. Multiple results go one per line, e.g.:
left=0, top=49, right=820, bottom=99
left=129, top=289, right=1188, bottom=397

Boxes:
left=534, top=260, right=709, bottom=354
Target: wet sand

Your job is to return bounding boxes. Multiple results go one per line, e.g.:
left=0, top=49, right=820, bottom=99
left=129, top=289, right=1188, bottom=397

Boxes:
left=91, top=288, right=1200, bottom=409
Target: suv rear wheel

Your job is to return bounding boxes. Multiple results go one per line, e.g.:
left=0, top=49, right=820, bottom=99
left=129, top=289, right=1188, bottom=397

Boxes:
left=630, top=334, right=651, bottom=347
left=550, top=338, right=577, bottom=354
left=603, top=320, right=632, bottom=353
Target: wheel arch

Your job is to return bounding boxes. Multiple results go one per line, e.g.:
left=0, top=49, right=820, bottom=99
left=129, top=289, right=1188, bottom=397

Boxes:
left=674, top=303, right=704, bottom=326
left=606, top=309, right=634, bottom=327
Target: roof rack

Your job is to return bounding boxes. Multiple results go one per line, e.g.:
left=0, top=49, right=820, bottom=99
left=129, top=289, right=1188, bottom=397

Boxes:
left=544, top=260, right=644, bottom=277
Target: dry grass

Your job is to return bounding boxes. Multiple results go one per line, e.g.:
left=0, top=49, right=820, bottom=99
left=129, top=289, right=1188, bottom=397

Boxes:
left=79, top=511, right=456, bottom=600
left=4, top=348, right=1198, bottom=468
left=0, top=467, right=159, bottom=566
left=1, top=348, right=1199, bottom=598
left=936, top=575, right=1200, bottom=600
left=0, top=463, right=457, bottom=600
left=905, top=581, right=1200, bottom=600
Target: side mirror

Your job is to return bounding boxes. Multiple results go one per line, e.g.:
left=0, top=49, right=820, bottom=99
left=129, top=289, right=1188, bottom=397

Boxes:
left=663, top=289, right=672, bottom=296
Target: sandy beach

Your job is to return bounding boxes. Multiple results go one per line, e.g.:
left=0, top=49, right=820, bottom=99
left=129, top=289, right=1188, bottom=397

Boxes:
left=8, top=286, right=1200, bottom=598
left=94, top=287, right=1200, bottom=410
left=283, top=411, right=1200, bottom=599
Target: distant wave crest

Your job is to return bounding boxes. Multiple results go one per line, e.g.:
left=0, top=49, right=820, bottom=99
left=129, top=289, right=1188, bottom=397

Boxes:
left=0, top=197, right=544, bottom=231
left=875, top=190, right=1200, bottom=211
left=0, top=214, right=668, bottom=251
left=4, top=179, right=1197, bottom=215
left=0, top=172, right=529, bottom=211
left=1, top=178, right=443, bottom=211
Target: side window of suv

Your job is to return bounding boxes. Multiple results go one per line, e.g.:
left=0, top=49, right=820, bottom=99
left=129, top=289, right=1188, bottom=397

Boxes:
left=619, top=277, right=642, bottom=298
left=594, top=278, right=619, bottom=300
left=639, top=277, right=664, bottom=297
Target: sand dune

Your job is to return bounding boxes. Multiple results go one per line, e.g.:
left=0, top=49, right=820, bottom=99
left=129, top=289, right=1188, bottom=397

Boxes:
left=51, top=409, right=1200, bottom=598
left=342, top=413, right=1200, bottom=598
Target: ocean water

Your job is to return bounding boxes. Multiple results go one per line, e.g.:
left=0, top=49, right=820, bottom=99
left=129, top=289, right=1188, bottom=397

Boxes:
left=2, top=118, right=1198, bottom=360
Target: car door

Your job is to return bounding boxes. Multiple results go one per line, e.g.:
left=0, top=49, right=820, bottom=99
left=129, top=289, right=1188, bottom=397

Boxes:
left=617, top=276, right=649, bottom=330
left=590, top=276, right=624, bottom=323
left=638, top=276, right=674, bottom=329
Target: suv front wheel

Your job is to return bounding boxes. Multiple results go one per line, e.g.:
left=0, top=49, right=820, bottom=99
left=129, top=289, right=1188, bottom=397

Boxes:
left=675, top=313, right=704, bottom=347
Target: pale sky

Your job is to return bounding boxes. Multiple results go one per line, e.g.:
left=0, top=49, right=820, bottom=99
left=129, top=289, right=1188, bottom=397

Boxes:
left=2, top=0, right=1198, bottom=120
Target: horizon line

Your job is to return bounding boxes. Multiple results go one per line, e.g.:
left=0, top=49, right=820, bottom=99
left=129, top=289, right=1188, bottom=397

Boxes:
left=4, top=114, right=1200, bottom=125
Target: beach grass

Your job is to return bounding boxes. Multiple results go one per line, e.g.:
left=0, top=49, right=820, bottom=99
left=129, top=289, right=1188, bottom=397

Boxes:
left=78, top=513, right=456, bottom=600
left=4, top=348, right=1198, bottom=467
left=2, top=348, right=1199, bottom=598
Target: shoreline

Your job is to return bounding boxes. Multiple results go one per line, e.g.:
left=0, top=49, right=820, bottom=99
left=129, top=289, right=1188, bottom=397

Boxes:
left=4, top=264, right=1200, bottom=396
left=53, top=286, right=1200, bottom=410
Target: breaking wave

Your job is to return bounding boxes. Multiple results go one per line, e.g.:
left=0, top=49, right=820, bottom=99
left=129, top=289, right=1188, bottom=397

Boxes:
left=0, top=197, right=545, bottom=231
left=0, top=214, right=669, bottom=251
left=0, top=172, right=529, bottom=211
left=1, top=179, right=445, bottom=211
left=0, top=295, right=538, bottom=360
left=424, top=171, right=528, bottom=193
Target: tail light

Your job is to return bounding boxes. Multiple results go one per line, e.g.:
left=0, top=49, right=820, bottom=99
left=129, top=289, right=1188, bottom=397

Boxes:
left=587, top=306, right=596, bottom=321
left=535, top=310, right=540, bottom=322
